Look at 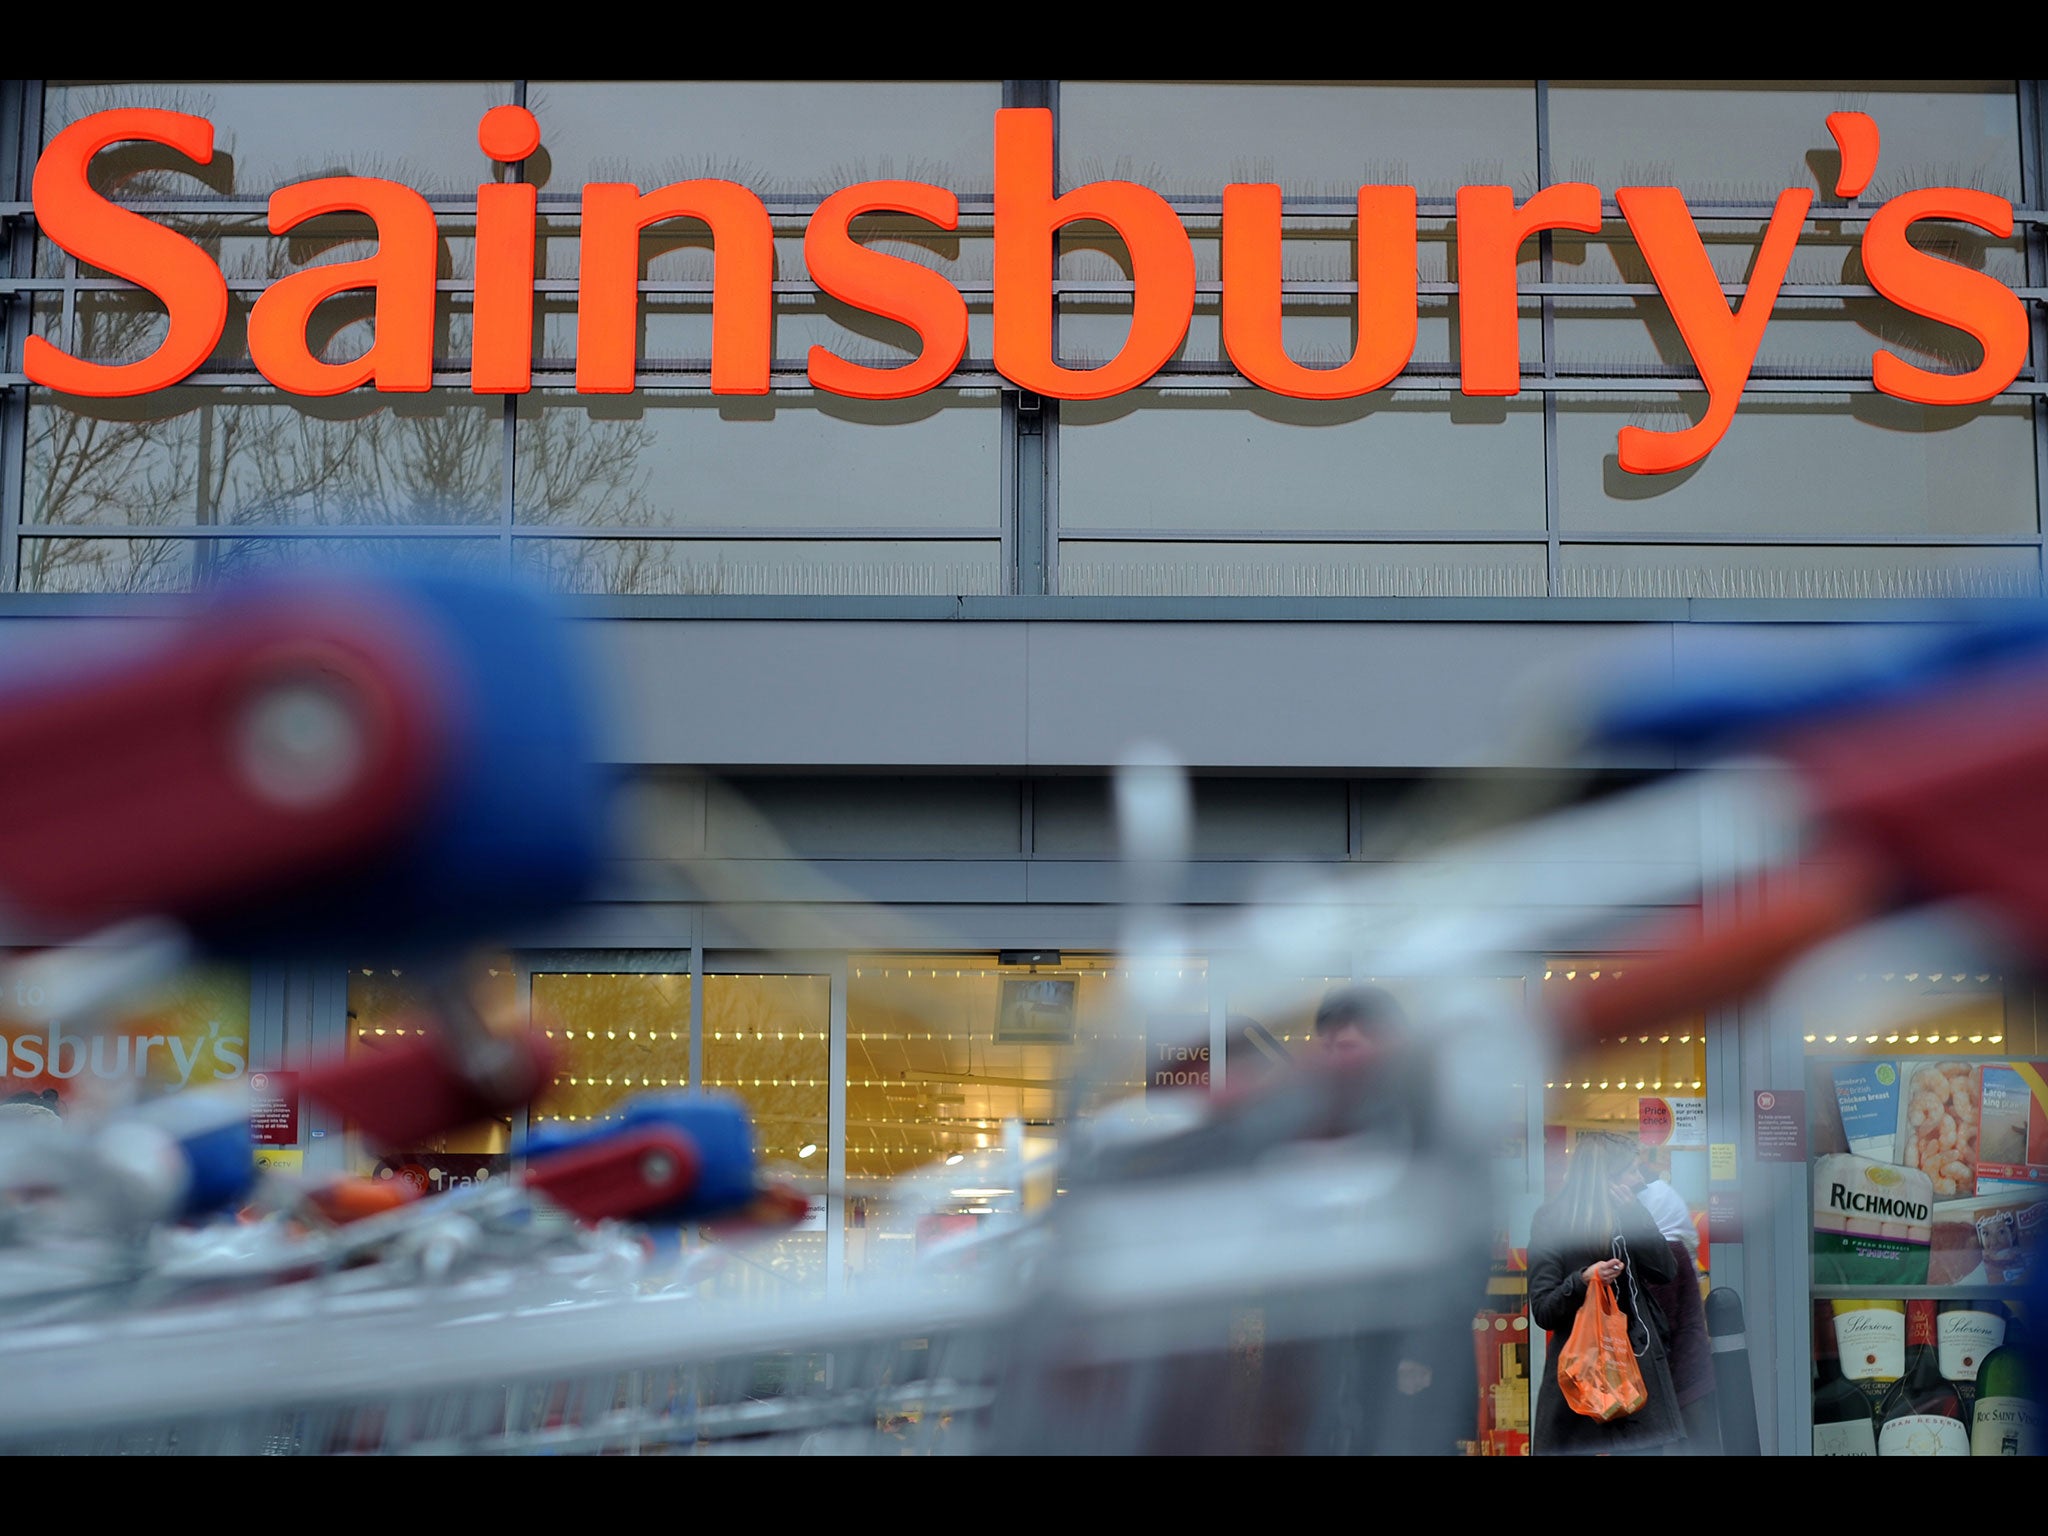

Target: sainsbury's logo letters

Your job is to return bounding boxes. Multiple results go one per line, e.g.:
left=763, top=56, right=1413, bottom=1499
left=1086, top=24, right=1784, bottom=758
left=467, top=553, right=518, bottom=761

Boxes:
left=3, top=1016, right=245, bottom=1086
left=21, top=106, right=2028, bottom=476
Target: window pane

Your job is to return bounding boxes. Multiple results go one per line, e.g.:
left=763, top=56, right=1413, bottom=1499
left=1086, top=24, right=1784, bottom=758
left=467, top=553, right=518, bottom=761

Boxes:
left=535, top=227, right=994, bottom=373
left=1057, top=297, right=1513, bottom=376
left=515, top=536, right=997, bottom=596
left=529, top=970, right=694, bottom=1127
left=1548, top=82, right=2021, bottom=203
left=1552, top=223, right=2029, bottom=382
left=345, top=958, right=518, bottom=1189
left=19, top=536, right=501, bottom=593
left=524, top=81, right=1001, bottom=194
left=1058, top=540, right=1546, bottom=597
left=1555, top=393, right=2038, bottom=538
left=43, top=81, right=518, bottom=196
left=1556, top=294, right=2032, bottom=382
left=513, top=390, right=999, bottom=532
left=1059, top=81, right=1537, bottom=197
left=1053, top=226, right=1537, bottom=376
left=843, top=953, right=1174, bottom=1286
left=1058, top=390, right=1547, bottom=534
left=1222, top=970, right=1354, bottom=1068
left=701, top=974, right=830, bottom=1295
left=1557, top=543, right=2038, bottom=600
left=26, top=388, right=504, bottom=530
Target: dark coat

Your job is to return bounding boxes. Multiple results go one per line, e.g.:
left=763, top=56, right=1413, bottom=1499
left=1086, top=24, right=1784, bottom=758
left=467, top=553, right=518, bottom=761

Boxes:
left=1527, top=1197, right=1686, bottom=1454
left=1643, top=1239, right=1715, bottom=1407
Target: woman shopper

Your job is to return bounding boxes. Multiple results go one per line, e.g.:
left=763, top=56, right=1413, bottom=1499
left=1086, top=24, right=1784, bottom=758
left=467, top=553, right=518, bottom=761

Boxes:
left=1527, top=1131, right=1687, bottom=1454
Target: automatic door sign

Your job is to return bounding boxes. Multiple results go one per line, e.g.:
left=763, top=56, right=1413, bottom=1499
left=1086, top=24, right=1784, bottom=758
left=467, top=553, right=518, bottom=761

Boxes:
left=1753, top=1088, right=1807, bottom=1163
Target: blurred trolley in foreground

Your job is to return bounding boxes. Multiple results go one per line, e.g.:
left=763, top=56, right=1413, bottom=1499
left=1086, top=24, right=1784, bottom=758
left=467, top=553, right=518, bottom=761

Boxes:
left=0, top=1036, right=1497, bottom=1456
left=3, top=569, right=2048, bottom=1453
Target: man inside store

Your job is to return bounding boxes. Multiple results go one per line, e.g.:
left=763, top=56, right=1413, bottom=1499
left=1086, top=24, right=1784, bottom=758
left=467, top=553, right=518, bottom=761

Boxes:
left=1305, top=984, right=1480, bottom=1452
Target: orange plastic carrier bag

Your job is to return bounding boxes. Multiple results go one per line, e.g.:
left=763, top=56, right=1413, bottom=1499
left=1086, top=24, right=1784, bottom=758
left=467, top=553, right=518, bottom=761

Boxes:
left=1557, top=1271, right=1647, bottom=1421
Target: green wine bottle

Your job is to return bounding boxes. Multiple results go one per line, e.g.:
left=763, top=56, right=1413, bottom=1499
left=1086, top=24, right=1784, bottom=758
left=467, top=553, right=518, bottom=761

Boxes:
left=1969, top=1326, right=2041, bottom=1456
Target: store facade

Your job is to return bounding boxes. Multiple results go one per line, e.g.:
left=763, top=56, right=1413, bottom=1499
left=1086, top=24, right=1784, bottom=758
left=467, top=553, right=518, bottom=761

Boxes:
left=0, top=78, right=2044, bottom=1455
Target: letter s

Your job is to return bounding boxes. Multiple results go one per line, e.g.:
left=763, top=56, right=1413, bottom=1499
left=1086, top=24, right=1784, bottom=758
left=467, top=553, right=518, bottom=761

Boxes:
left=11, top=1035, right=43, bottom=1077
left=1863, top=188, right=2027, bottom=406
left=210, top=1035, right=245, bottom=1078
left=805, top=181, right=968, bottom=401
left=23, top=108, right=230, bottom=397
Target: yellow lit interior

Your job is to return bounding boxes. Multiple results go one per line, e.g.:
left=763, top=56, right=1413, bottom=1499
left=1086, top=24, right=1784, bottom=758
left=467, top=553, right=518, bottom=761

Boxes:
left=344, top=956, right=517, bottom=1171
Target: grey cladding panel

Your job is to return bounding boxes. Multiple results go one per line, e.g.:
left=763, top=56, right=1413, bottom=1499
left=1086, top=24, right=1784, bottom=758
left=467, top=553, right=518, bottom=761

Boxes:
left=705, top=776, right=1023, bottom=858
left=585, top=621, right=1031, bottom=767
left=609, top=769, right=708, bottom=861
left=1023, top=623, right=1677, bottom=770
left=1034, top=776, right=1351, bottom=859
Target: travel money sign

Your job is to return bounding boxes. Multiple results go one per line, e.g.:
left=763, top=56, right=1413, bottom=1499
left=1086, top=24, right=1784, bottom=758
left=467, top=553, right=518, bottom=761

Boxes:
left=22, top=105, right=2028, bottom=475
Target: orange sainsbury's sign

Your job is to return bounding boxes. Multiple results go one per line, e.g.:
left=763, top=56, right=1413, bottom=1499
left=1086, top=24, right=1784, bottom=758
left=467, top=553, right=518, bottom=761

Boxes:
left=21, top=105, right=2031, bottom=475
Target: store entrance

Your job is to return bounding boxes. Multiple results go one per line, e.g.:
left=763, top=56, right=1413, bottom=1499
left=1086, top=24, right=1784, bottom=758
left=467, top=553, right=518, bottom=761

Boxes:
left=521, top=952, right=832, bottom=1294
left=1525, top=956, right=1714, bottom=1457
left=698, top=960, right=833, bottom=1295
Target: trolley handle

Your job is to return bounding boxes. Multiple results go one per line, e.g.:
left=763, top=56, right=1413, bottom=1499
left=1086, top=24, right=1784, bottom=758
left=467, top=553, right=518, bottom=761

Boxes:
left=525, top=1125, right=701, bottom=1224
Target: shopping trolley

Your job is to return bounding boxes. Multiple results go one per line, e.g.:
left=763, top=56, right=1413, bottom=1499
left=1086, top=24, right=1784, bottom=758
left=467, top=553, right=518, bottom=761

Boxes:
left=3, top=581, right=2046, bottom=1454
left=0, top=670, right=1789, bottom=1455
left=0, top=1043, right=1498, bottom=1456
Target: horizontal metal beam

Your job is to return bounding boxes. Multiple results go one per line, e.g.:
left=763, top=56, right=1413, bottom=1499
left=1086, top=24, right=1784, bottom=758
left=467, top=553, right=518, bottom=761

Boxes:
left=1055, top=528, right=2045, bottom=547
left=0, top=591, right=2035, bottom=624
left=6, top=197, right=2047, bottom=224
left=5, top=370, right=2041, bottom=395
left=13, top=525, right=2037, bottom=549
left=9, top=275, right=2048, bottom=302
left=13, top=523, right=998, bottom=541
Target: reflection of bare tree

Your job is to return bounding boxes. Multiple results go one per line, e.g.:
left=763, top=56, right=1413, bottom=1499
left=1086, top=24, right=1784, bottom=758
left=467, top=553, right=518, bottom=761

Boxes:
left=26, top=85, right=505, bottom=592
left=26, top=381, right=504, bottom=589
left=23, top=339, right=200, bottom=591
left=510, top=404, right=669, bottom=593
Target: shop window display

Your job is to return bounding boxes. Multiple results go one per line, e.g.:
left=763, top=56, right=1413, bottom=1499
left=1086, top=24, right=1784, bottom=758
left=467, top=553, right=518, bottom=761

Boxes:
left=1801, top=969, right=2047, bottom=1453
